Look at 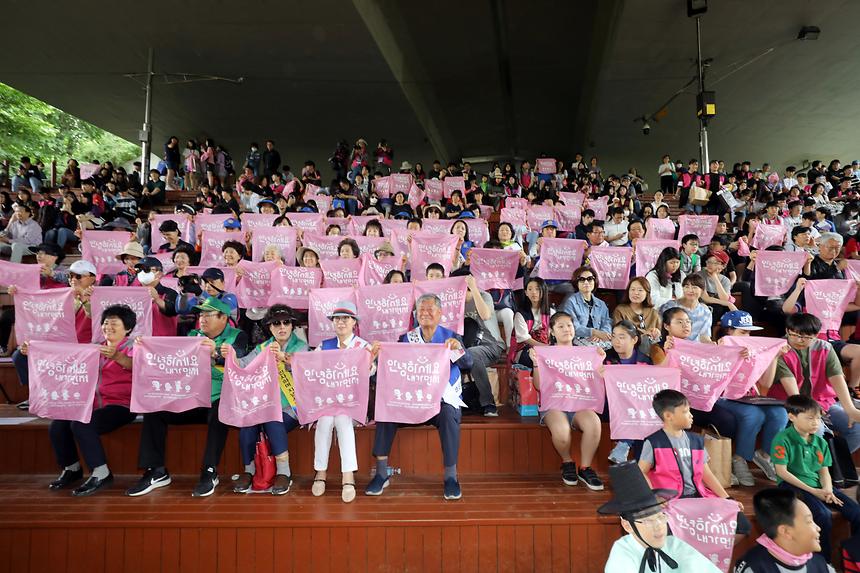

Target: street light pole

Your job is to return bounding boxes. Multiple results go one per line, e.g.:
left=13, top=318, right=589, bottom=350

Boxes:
left=140, top=48, right=154, bottom=177
left=696, top=17, right=709, bottom=169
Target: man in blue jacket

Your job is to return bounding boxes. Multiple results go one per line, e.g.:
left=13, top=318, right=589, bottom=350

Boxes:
left=366, top=293, right=473, bottom=500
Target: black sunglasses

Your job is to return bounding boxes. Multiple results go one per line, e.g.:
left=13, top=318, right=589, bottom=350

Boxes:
left=577, top=276, right=595, bottom=283
left=268, top=319, right=292, bottom=327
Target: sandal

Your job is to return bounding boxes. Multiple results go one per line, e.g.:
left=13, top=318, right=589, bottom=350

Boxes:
left=342, top=482, right=356, bottom=503
left=311, top=477, right=326, bottom=497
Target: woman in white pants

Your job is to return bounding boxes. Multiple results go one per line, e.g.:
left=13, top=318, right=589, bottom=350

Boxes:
left=314, top=301, right=376, bottom=503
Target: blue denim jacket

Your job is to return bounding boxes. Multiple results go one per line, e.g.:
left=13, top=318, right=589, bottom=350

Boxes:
left=558, top=292, right=612, bottom=338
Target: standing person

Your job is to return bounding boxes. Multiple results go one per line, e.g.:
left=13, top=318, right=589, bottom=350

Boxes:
left=183, top=140, right=201, bottom=192
left=35, top=305, right=139, bottom=496
left=366, top=294, right=473, bottom=500
left=245, top=142, right=261, bottom=177
left=262, top=140, right=281, bottom=178
left=313, top=301, right=376, bottom=503
left=164, top=136, right=181, bottom=190
left=0, top=204, right=42, bottom=263
left=657, top=154, right=676, bottom=195
left=231, top=305, right=306, bottom=496
left=733, top=488, right=828, bottom=572
left=125, top=298, right=249, bottom=497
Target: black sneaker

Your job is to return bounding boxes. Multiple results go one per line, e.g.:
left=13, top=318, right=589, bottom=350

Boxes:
left=49, top=467, right=83, bottom=490
left=126, top=468, right=171, bottom=497
left=192, top=466, right=219, bottom=497
left=578, top=466, right=604, bottom=491
left=482, top=405, right=499, bottom=417
left=561, top=461, right=578, bottom=486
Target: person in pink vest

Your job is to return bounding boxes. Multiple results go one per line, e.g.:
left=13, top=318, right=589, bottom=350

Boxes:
left=639, top=389, right=751, bottom=537
left=768, top=312, right=860, bottom=453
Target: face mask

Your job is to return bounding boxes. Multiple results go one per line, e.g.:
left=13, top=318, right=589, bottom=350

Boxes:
left=137, top=271, right=156, bottom=285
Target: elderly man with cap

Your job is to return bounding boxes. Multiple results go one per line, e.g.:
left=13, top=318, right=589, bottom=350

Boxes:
left=311, top=301, right=378, bottom=503
left=229, top=304, right=307, bottom=497
left=127, top=297, right=249, bottom=498
left=366, top=293, right=473, bottom=500
left=10, top=259, right=100, bottom=409
left=600, top=462, right=720, bottom=572
left=155, top=219, right=194, bottom=255
left=0, top=203, right=42, bottom=263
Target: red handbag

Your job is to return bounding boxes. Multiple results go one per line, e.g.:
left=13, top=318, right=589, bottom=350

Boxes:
left=251, top=432, right=276, bottom=491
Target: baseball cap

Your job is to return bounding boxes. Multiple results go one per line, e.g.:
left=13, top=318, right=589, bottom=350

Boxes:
left=327, top=301, right=359, bottom=322
left=29, top=242, right=64, bottom=260
left=134, top=257, right=164, bottom=271
left=257, top=199, right=277, bottom=211
left=705, top=250, right=730, bottom=265
left=195, top=297, right=232, bottom=315
left=720, top=310, right=762, bottom=331
left=158, top=220, right=180, bottom=233
left=69, top=260, right=97, bottom=276
left=540, top=220, right=559, bottom=230
left=175, top=204, right=196, bottom=216
left=223, top=218, right=242, bottom=230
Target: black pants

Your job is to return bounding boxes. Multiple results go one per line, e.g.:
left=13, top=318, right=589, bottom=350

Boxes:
left=0, top=307, right=14, bottom=348
left=660, top=175, right=675, bottom=195
left=465, top=340, right=503, bottom=408
left=138, top=401, right=229, bottom=471
left=49, top=404, right=136, bottom=470
left=372, top=403, right=462, bottom=467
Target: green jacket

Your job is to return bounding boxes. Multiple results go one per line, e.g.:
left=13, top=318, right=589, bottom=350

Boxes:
left=189, top=324, right=245, bottom=401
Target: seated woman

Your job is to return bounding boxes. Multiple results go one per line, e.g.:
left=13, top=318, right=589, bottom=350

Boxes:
left=558, top=266, right=611, bottom=348
left=697, top=250, right=736, bottom=329
left=313, top=301, right=376, bottom=503
left=645, top=247, right=684, bottom=310
left=612, top=277, right=662, bottom=354
left=30, top=304, right=138, bottom=495
left=528, top=311, right=604, bottom=490
left=228, top=305, right=307, bottom=496
left=716, top=310, right=788, bottom=486
left=603, top=320, right=653, bottom=464
left=450, top=219, right=474, bottom=263
left=659, top=274, right=713, bottom=343
left=510, top=277, right=551, bottom=368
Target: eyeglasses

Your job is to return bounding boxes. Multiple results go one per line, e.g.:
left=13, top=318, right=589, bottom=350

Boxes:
left=577, top=276, right=595, bottom=283
left=671, top=319, right=692, bottom=326
left=634, top=512, right=668, bottom=527
left=268, top=320, right=292, bottom=327
left=69, top=273, right=83, bottom=280
left=332, top=315, right=355, bottom=322
left=787, top=331, right=816, bottom=341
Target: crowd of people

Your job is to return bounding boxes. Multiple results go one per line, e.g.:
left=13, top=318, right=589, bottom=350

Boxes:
left=4, top=139, right=860, bottom=571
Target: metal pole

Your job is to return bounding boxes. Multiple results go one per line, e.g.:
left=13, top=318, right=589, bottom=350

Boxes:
left=141, top=48, right=154, bottom=176
left=695, top=17, right=709, bottom=169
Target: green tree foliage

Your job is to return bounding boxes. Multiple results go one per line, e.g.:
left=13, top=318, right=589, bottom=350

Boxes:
left=0, top=82, right=139, bottom=167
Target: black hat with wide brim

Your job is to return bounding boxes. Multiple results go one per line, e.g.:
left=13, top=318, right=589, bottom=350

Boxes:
left=597, top=462, right=677, bottom=516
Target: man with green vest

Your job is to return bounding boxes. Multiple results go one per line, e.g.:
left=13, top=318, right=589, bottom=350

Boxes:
left=126, top=297, right=249, bottom=498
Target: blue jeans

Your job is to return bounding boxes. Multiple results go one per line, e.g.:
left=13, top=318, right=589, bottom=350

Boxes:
left=684, top=203, right=703, bottom=214
left=373, top=402, right=462, bottom=467
left=718, top=398, right=788, bottom=460
left=825, top=403, right=860, bottom=453
left=11, top=175, right=41, bottom=194
left=12, top=349, right=27, bottom=387
left=238, top=411, right=300, bottom=464
left=44, top=227, right=78, bottom=249
left=692, top=401, right=737, bottom=439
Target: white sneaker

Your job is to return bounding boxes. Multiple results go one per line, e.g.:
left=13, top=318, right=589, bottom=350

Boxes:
left=732, top=457, right=755, bottom=487
left=753, top=450, right=778, bottom=482
left=730, top=473, right=739, bottom=487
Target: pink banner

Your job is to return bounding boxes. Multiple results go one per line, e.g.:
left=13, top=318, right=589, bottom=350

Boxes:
left=536, top=158, right=556, bottom=174
left=373, top=176, right=391, bottom=199
left=534, top=346, right=605, bottom=413
left=847, top=260, right=860, bottom=282
left=0, top=260, right=40, bottom=290
left=186, top=266, right=237, bottom=292
left=195, top=213, right=233, bottom=233
left=646, top=217, right=676, bottom=240
left=151, top=252, right=176, bottom=275
left=14, top=288, right=76, bottom=343
left=537, top=238, right=587, bottom=280
left=412, top=277, right=467, bottom=335
left=666, top=497, right=738, bottom=572
left=89, top=287, right=153, bottom=343
left=320, top=258, right=364, bottom=288
left=391, top=173, right=414, bottom=196
left=348, top=215, right=383, bottom=236
left=479, top=205, right=494, bottom=220
left=219, top=349, right=282, bottom=427
left=199, top=230, right=237, bottom=266
left=28, top=341, right=102, bottom=422
left=351, top=235, right=390, bottom=258
left=251, top=226, right=298, bottom=263
left=306, top=193, right=331, bottom=214
left=284, top=213, right=324, bottom=234
left=418, top=219, right=452, bottom=236
left=79, top=163, right=100, bottom=180
left=666, top=338, right=745, bottom=411
left=754, top=250, right=807, bottom=296
left=131, top=337, right=212, bottom=413
left=469, top=248, right=520, bottom=290
left=587, top=197, right=609, bottom=220
left=635, top=240, right=679, bottom=278
left=588, top=246, right=633, bottom=290
left=410, top=233, right=459, bottom=280
left=291, top=348, right=371, bottom=425
left=526, top=206, right=556, bottom=231
left=558, top=192, right=584, bottom=207
left=374, top=343, right=451, bottom=424
left=678, top=215, right=719, bottom=246
left=442, top=176, right=465, bottom=199
left=151, top=214, right=193, bottom=248
left=241, top=213, right=278, bottom=232
left=554, top=205, right=581, bottom=232
left=235, top=261, right=278, bottom=308
left=408, top=183, right=425, bottom=209
left=379, top=219, right=408, bottom=238
left=506, top=197, right=530, bottom=210
left=300, top=231, right=342, bottom=260
left=721, top=336, right=787, bottom=399
left=804, top=279, right=857, bottom=332
left=500, top=208, right=528, bottom=229
left=424, top=179, right=444, bottom=202
left=359, top=253, right=400, bottom=286
left=81, top=230, right=129, bottom=274
left=604, top=365, right=681, bottom=440
left=463, top=219, right=490, bottom=247
left=355, top=283, right=414, bottom=342
left=308, top=287, right=356, bottom=346
left=751, top=223, right=787, bottom=250
left=325, top=217, right=350, bottom=233
left=737, top=237, right=751, bottom=257
left=268, top=266, right=322, bottom=309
